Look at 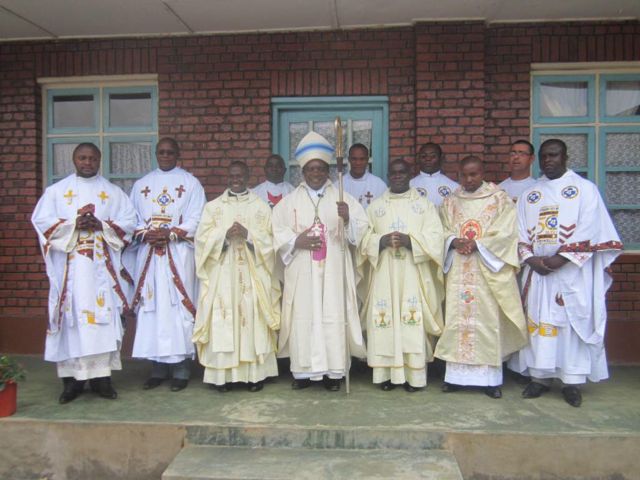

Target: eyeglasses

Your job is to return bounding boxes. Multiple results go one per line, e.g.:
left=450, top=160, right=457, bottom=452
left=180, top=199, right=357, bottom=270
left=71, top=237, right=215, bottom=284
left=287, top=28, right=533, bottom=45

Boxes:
left=157, top=149, right=177, bottom=155
left=510, top=151, right=532, bottom=157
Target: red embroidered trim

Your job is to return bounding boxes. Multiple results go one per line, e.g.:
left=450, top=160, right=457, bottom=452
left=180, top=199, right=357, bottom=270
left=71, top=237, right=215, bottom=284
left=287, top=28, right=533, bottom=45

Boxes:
left=105, top=220, right=129, bottom=246
left=43, top=219, right=66, bottom=240
left=558, top=240, right=624, bottom=253
left=130, top=247, right=154, bottom=312
left=167, top=247, right=197, bottom=318
left=101, top=238, right=130, bottom=313
left=56, top=255, right=71, bottom=330
left=120, top=266, right=134, bottom=286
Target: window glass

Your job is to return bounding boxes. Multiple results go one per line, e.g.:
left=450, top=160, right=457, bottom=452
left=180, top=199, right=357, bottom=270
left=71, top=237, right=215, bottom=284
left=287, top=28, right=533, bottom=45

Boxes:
left=605, top=81, right=640, bottom=117
left=109, top=92, right=152, bottom=127
left=539, top=81, right=588, bottom=117
left=52, top=95, right=94, bottom=129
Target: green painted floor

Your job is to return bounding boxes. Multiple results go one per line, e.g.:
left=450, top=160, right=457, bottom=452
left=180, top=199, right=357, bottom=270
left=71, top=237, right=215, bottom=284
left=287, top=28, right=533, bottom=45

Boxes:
left=7, top=355, right=640, bottom=435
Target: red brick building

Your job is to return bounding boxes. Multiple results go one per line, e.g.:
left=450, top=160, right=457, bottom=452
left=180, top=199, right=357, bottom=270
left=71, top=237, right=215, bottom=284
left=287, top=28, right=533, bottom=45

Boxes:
left=1, top=12, right=638, bottom=361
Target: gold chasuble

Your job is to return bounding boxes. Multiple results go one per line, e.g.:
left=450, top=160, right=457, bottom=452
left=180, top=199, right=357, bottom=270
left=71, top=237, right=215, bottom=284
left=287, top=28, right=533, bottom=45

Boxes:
left=193, top=190, right=280, bottom=385
left=359, top=188, right=445, bottom=387
left=436, top=182, right=527, bottom=368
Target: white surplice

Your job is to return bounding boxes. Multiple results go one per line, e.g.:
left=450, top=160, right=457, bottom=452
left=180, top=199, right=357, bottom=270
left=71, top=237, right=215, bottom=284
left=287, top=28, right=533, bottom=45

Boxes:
left=498, top=176, right=537, bottom=203
left=342, top=171, right=387, bottom=210
left=32, top=174, right=137, bottom=379
left=508, top=170, right=623, bottom=384
left=272, top=181, right=368, bottom=380
left=252, top=180, right=295, bottom=208
left=409, top=170, right=459, bottom=207
left=128, top=167, right=206, bottom=364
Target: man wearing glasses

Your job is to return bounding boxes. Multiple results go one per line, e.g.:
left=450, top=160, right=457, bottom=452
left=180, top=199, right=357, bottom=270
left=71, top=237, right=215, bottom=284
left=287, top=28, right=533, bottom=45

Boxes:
left=498, top=140, right=537, bottom=203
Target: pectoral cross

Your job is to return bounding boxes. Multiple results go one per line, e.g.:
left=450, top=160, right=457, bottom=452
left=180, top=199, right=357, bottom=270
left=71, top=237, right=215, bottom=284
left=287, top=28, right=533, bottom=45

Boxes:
left=175, top=184, right=186, bottom=198
left=141, top=186, right=151, bottom=198
left=364, top=191, right=374, bottom=204
left=98, top=191, right=109, bottom=204
left=63, top=189, right=76, bottom=205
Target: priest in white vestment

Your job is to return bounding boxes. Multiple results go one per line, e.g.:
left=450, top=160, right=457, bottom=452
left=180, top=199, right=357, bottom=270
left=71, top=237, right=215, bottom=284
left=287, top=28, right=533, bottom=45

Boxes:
left=252, top=154, right=294, bottom=208
left=341, top=143, right=387, bottom=210
left=359, top=159, right=445, bottom=391
left=272, top=131, right=368, bottom=391
left=128, top=138, right=206, bottom=392
left=410, top=142, right=459, bottom=207
left=508, top=139, right=623, bottom=407
left=435, top=156, right=527, bottom=399
left=193, top=161, right=280, bottom=392
left=498, top=140, right=537, bottom=202
left=32, top=143, right=137, bottom=403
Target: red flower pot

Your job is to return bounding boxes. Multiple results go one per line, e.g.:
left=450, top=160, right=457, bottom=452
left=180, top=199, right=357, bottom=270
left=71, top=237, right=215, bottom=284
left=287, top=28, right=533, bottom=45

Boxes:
left=0, top=382, right=17, bottom=417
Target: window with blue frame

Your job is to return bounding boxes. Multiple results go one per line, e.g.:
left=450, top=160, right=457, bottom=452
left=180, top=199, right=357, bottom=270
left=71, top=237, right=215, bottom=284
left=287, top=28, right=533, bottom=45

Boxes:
left=44, top=83, right=158, bottom=193
left=532, top=72, right=640, bottom=249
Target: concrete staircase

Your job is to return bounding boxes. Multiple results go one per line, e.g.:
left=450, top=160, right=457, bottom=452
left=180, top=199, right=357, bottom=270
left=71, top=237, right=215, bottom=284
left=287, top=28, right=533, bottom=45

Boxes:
left=161, top=425, right=463, bottom=480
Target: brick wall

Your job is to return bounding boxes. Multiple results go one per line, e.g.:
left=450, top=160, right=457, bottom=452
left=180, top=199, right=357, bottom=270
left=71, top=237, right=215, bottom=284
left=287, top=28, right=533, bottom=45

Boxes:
left=0, top=21, right=638, bottom=361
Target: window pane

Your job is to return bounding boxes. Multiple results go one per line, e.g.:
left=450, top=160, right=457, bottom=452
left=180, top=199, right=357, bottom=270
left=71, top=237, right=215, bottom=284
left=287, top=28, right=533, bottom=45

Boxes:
left=111, top=178, right=136, bottom=195
left=352, top=120, right=373, bottom=157
left=605, top=81, right=640, bottom=117
left=109, top=92, right=152, bottom=127
left=53, top=95, right=95, bottom=129
left=539, top=82, right=588, bottom=117
left=52, top=143, right=79, bottom=176
left=611, top=210, right=640, bottom=246
left=539, top=133, right=588, bottom=169
left=109, top=142, right=152, bottom=175
left=606, top=172, right=640, bottom=205
left=288, top=122, right=309, bottom=163
left=605, top=133, right=640, bottom=167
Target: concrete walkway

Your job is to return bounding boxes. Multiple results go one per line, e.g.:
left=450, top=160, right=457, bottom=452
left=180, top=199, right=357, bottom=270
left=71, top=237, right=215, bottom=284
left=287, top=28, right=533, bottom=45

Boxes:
left=1, top=355, right=639, bottom=479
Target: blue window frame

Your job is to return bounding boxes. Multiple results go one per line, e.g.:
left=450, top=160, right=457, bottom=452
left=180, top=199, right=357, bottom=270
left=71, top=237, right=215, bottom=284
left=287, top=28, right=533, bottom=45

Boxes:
left=532, top=72, right=640, bottom=249
left=44, top=83, right=158, bottom=192
left=272, top=96, right=389, bottom=185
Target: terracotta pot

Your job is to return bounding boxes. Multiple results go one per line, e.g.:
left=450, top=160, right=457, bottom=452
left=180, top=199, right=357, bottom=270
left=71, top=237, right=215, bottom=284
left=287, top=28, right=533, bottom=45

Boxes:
left=0, top=382, right=17, bottom=417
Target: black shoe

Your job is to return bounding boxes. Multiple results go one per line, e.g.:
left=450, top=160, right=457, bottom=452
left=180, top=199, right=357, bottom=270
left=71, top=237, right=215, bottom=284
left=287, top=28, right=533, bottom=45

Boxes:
left=214, top=384, right=231, bottom=393
left=562, top=386, right=582, bottom=407
left=59, top=377, right=84, bottom=404
left=441, top=382, right=461, bottom=393
left=248, top=381, right=264, bottom=392
left=170, top=379, right=188, bottom=392
left=403, top=382, right=421, bottom=393
left=143, top=377, right=165, bottom=390
left=381, top=380, right=396, bottom=391
left=95, top=377, right=117, bottom=399
left=323, top=377, right=341, bottom=391
left=291, top=378, right=311, bottom=390
left=485, top=386, right=502, bottom=399
left=522, top=382, right=550, bottom=399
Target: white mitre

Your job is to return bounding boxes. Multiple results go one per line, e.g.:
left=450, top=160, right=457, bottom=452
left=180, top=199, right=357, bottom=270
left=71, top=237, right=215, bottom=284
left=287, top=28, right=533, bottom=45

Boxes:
left=294, top=131, right=334, bottom=168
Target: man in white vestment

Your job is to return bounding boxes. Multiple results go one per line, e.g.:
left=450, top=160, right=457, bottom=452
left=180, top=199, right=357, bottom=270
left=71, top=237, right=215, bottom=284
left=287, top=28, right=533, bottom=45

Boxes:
left=436, top=156, right=527, bottom=399
left=128, top=138, right=206, bottom=392
left=193, top=161, right=280, bottom=392
left=498, top=140, right=537, bottom=202
left=32, top=143, right=137, bottom=403
left=252, top=154, right=294, bottom=208
left=342, top=143, right=387, bottom=210
left=508, top=139, right=623, bottom=407
left=359, top=159, right=445, bottom=392
left=410, top=142, right=459, bottom=207
left=272, top=131, right=368, bottom=391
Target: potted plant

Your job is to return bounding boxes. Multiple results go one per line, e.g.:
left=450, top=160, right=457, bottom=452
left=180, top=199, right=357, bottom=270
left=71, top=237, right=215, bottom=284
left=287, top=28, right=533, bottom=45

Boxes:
left=0, top=355, right=26, bottom=417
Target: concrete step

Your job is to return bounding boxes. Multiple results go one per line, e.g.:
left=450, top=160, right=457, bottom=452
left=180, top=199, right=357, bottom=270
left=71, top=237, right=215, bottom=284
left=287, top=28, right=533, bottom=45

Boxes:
left=162, top=445, right=463, bottom=480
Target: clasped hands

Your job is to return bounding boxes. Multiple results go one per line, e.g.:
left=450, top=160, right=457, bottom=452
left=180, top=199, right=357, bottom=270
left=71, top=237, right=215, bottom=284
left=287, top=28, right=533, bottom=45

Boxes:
left=144, top=228, right=171, bottom=246
left=75, top=212, right=102, bottom=232
left=225, top=221, right=248, bottom=242
left=380, top=231, right=411, bottom=250
left=525, top=254, right=569, bottom=276
left=452, top=238, right=477, bottom=255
